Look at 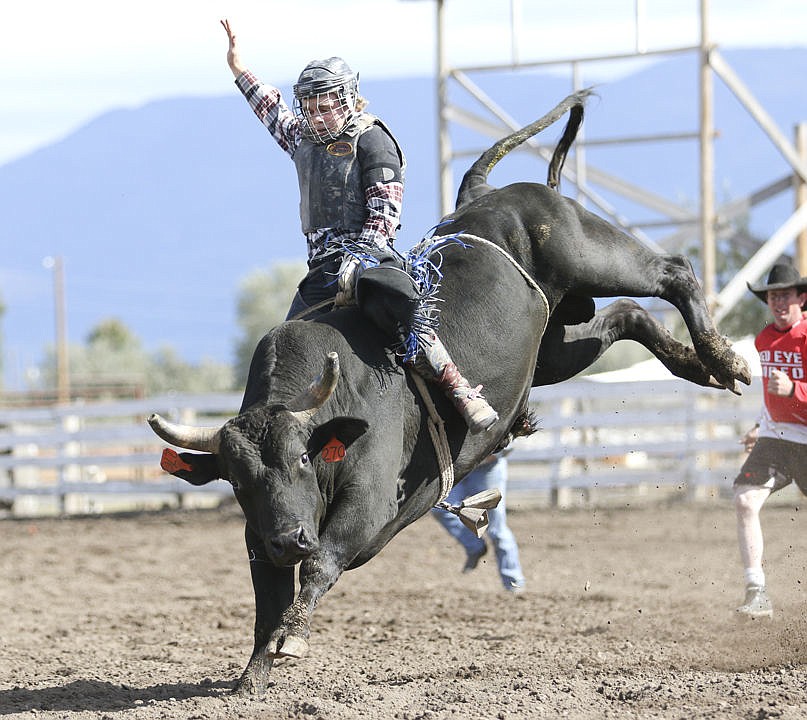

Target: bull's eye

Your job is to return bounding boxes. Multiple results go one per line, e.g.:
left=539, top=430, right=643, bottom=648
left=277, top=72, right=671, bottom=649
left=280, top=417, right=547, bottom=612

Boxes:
left=300, top=452, right=310, bottom=466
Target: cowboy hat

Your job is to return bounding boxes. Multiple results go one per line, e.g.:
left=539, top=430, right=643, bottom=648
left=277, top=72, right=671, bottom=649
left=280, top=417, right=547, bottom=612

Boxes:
left=747, top=263, right=807, bottom=307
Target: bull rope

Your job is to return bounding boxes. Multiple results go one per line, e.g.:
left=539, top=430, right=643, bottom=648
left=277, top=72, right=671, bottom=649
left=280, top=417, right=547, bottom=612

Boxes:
left=287, top=298, right=335, bottom=322
left=410, top=371, right=455, bottom=503
left=425, top=232, right=550, bottom=335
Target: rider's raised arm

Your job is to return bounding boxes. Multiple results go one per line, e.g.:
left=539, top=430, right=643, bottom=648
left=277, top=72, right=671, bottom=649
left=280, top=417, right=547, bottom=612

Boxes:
left=222, top=19, right=301, bottom=156
left=221, top=19, right=246, bottom=78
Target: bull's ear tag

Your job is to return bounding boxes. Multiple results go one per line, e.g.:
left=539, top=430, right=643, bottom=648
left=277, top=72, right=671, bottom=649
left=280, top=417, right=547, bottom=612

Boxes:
left=161, top=448, right=193, bottom=474
left=321, top=436, right=346, bottom=463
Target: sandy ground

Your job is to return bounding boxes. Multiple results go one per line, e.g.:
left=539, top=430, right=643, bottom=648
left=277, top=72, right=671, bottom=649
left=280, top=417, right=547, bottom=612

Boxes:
left=2, top=494, right=807, bottom=720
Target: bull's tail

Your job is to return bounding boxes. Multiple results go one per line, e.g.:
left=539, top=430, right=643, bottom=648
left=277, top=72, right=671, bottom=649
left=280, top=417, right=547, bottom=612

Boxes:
left=455, top=87, right=594, bottom=209
left=546, top=101, right=585, bottom=192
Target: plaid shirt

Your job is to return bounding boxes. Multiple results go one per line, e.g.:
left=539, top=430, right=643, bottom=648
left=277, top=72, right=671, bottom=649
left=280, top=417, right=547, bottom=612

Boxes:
left=235, top=71, right=404, bottom=261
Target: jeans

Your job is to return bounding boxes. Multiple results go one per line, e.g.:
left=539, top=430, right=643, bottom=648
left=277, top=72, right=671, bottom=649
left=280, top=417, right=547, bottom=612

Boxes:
left=285, top=254, right=342, bottom=321
left=431, top=456, right=526, bottom=591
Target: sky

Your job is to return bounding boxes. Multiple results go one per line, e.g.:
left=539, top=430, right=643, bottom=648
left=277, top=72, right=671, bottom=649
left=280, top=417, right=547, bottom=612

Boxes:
left=2, top=0, right=807, bottom=167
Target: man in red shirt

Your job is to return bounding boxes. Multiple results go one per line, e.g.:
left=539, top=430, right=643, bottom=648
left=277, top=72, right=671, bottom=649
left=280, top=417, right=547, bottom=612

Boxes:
left=734, top=263, right=807, bottom=619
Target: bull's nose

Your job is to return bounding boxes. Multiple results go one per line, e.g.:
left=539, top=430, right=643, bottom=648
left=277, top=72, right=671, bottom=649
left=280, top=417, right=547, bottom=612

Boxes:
left=269, top=525, right=316, bottom=564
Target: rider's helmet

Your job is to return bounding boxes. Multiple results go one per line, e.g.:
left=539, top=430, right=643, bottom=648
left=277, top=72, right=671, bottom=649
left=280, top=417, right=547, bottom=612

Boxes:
left=293, top=57, right=359, bottom=143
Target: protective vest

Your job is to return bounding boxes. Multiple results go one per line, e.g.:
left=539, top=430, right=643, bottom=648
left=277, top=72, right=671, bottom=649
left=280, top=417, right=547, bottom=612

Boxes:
left=294, top=114, right=404, bottom=234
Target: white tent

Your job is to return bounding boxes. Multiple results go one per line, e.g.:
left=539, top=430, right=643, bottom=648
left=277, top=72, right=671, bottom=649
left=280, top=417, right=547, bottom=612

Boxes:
left=587, top=336, right=761, bottom=383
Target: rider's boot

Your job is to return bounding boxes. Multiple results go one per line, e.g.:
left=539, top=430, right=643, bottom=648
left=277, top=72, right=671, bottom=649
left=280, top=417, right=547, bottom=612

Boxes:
left=414, top=332, right=499, bottom=434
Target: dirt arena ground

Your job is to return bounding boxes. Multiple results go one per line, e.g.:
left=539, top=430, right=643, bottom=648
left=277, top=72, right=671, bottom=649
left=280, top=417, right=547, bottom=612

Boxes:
left=3, top=494, right=807, bottom=720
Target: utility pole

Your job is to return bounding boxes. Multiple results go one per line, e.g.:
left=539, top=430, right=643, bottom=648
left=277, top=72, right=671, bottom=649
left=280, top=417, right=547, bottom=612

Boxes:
left=44, top=256, right=70, bottom=403
left=797, top=122, right=807, bottom=273
left=699, top=0, right=716, bottom=308
left=435, top=0, right=453, bottom=217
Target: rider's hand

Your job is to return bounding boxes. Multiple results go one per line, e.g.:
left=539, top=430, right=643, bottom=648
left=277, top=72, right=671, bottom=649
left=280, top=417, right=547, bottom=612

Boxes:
left=221, top=19, right=246, bottom=78
left=334, top=257, right=361, bottom=307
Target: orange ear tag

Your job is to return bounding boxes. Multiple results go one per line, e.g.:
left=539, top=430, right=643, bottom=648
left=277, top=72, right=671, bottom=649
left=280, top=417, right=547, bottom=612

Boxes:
left=321, top=436, right=346, bottom=463
left=161, top=448, right=194, bottom=474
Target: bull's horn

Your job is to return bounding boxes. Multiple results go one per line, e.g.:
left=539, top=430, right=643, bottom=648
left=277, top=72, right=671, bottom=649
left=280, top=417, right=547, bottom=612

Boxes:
left=148, top=413, right=222, bottom=453
left=288, top=352, right=340, bottom=424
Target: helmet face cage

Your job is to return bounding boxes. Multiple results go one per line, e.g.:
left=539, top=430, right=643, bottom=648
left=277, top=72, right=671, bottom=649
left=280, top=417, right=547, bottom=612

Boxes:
left=293, top=58, right=359, bottom=143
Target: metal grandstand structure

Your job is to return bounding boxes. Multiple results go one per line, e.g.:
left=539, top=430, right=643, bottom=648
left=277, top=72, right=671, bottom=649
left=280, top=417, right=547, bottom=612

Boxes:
left=404, top=0, right=807, bottom=322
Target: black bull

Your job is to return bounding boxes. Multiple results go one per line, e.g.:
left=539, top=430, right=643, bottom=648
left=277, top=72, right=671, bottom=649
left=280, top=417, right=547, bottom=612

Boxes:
left=148, top=90, right=750, bottom=695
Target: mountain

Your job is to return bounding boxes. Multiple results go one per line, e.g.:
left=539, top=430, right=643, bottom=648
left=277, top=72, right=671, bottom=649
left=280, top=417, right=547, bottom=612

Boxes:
left=2, top=48, right=806, bottom=389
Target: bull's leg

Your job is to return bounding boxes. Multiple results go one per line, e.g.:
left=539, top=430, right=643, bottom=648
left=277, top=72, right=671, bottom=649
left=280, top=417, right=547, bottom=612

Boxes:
left=234, top=525, right=295, bottom=697
left=533, top=299, right=723, bottom=388
left=265, top=544, right=378, bottom=659
left=648, top=256, right=750, bottom=392
left=264, top=494, right=404, bottom=663
left=556, top=205, right=750, bottom=391
left=261, top=561, right=331, bottom=663
left=256, top=551, right=351, bottom=665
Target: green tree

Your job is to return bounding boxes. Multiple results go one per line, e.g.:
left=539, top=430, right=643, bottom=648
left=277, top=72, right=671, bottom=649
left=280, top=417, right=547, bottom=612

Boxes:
left=40, top=317, right=234, bottom=397
left=86, top=317, right=137, bottom=351
left=148, top=346, right=234, bottom=394
left=682, top=224, right=773, bottom=340
left=709, top=226, right=772, bottom=339
left=234, top=261, right=307, bottom=385
left=67, top=318, right=148, bottom=391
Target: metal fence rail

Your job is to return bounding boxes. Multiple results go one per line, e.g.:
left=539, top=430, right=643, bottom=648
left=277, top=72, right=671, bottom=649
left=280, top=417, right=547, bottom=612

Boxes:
left=0, top=377, right=761, bottom=517
left=0, top=393, right=242, bottom=516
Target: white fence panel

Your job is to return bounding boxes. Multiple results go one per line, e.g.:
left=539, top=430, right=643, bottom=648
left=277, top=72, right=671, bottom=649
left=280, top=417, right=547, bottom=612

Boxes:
left=0, top=377, right=762, bottom=517
left=507, top=376, right=760, bottom=503
left=0, top=393, right=242, bottom=516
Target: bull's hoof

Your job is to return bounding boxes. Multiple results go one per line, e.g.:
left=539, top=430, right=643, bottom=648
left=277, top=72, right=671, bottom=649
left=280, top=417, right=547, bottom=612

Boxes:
left=707, top=375, right=743, bottom=396
left=727, top=379, right=743, bottom=396
left=734, top=356, right=752, bottom=386
left=710, top=353, right=751, bottom=388
left=277, top=635, right=310, bottom=659
left=232, top=673, right=268, bottom=698
left=698, top=332, right=752, bottom=389
left=232, top=650, right=273, bottom=697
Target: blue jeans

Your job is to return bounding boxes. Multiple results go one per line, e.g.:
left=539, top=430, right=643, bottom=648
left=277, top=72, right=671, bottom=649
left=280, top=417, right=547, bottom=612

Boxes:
left=285, top=254, right=341, bottom=321
left=431, top=457, right=526, bottom=591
